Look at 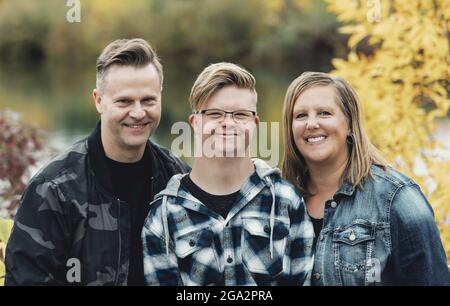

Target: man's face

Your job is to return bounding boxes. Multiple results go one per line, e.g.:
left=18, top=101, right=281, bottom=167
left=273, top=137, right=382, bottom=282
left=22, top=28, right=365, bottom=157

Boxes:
left=190, top=86, right=259, bottom=158
left=93, top=64, right=162, bottom=160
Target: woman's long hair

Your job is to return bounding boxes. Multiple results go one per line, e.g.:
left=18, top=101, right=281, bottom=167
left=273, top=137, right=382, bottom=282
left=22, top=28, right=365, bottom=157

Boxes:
left=281, top=72, right=387, bottom=196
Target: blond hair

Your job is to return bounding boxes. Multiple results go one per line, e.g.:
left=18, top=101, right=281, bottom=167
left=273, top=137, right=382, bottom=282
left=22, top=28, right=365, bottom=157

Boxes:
left=281, top=71, right=387, bottom=196
left=96, top=38, right=163, bottom=92
left=189, top=62, right=256, bottom=111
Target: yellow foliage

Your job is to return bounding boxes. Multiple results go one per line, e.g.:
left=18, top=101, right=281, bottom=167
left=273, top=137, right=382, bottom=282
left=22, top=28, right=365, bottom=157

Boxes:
left=326, top=0, right=450, bottom=261
left=0, top=218, right=13, bottom=286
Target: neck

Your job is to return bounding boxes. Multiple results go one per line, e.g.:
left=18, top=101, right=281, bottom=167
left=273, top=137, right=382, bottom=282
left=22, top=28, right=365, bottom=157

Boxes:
left=190, top=156, right=254, bottom=195
left=307, top=156, right=348, bottom=196
left=101, top=130, right=145, bottom=163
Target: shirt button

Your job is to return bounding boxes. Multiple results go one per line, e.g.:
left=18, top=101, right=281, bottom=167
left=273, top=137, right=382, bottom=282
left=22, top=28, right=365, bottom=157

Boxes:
left=330, top=201, right=337, bottom=208
left=189, top=240, right=195, bottom=247
left=227, top=256, right=233, bottom=264
left=264, top=225, right=270, bottom=234
left=313, top=273, right=321, bottom=280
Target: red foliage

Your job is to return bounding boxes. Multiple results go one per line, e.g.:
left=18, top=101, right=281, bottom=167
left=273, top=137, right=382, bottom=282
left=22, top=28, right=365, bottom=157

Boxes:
left=0, top=110, right=43, bottom=217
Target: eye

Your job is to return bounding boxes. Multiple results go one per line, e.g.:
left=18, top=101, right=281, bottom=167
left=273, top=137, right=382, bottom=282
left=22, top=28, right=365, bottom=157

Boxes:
left=142, top=98, right=156, bottom=106
left=319, top=111, right=331, bottom=116
left=295, top=113, right=307, bottom=120
left=115, top=99, right=131, bottom=105
left=205, top=110, right=223, bottom=118
left=233, top=111, right=252, bottom=119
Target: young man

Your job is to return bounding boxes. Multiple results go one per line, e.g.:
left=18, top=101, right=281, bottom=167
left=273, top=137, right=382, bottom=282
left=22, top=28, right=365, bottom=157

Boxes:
left=5, top=39, right=190, bottom=285
left=142, top=63, right=314, bottom=286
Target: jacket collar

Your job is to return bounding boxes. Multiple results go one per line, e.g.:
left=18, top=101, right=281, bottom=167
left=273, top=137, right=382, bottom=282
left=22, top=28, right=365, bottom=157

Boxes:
left=335, top=181, right=356, bottom=197
left=87, top=121, right=155, bottom=194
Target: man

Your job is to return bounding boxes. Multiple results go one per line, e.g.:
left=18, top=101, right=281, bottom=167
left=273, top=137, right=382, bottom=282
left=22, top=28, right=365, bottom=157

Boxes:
left=5, top=38, right=190, bottom=285
left=142, top=62, right=314, bottom=285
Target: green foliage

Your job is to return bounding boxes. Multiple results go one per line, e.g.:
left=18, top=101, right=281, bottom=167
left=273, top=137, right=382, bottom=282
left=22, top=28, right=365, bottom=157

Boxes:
left=0, top=0, right=343, bottom=70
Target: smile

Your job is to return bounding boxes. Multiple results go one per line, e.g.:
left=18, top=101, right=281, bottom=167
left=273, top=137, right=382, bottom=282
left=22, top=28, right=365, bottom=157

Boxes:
left=305, top=136, right=326, bottom=143
left=123, top=123, right=149, bottom=129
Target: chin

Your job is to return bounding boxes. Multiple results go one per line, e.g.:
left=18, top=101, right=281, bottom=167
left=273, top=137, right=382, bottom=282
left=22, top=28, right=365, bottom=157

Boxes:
left=213, top=147, right=236, bottom=157
left=305, top=154, right=331, bottom=164
left=124, top=138, right=148, bottom=148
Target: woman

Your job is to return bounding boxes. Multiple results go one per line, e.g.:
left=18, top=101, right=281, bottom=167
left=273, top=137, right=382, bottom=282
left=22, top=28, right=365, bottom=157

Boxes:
left=281, top=71, right=449, bottom=285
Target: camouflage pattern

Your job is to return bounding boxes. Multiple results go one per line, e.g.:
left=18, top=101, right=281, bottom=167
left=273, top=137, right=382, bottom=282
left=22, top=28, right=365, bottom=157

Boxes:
left=5, top=124, right=190, bottom=285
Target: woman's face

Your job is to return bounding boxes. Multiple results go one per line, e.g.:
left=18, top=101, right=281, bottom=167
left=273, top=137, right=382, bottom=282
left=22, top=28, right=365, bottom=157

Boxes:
left=292, top=85, right=350, bottom=167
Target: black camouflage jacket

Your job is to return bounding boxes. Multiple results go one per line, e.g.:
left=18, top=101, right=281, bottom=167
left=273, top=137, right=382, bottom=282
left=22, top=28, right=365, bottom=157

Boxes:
left=5, top=123, right=190, bottom=285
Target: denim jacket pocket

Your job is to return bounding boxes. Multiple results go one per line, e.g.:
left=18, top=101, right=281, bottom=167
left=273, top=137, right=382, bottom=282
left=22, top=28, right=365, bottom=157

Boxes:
left=332, top=220, right=376, bottom=285
left=174, top=227, right=221, bottom=285
left=241, top=217, right=290, bottom=276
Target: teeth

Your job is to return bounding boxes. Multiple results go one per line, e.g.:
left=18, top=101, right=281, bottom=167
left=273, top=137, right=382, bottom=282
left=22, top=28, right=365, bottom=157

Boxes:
left=307, top=136, right=325, bottom=143
left=128, top=124, right=146, bottom=128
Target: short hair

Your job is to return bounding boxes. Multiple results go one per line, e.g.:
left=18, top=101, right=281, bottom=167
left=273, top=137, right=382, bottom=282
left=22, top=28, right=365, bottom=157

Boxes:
left=189, top=62, right=256, bottom=111
left=281, top=71, right=387, bottom=196
left=96, top=38, right=163, bottom=92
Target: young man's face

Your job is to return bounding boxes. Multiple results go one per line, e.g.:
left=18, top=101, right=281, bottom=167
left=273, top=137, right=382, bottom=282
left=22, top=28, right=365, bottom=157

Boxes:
left=190, top=86, right=259, bottom=158
left=93, top=63, right=162, bottom=160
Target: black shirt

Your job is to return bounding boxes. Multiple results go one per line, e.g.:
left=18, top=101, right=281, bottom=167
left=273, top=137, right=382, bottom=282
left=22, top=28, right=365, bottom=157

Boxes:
left=181, top=174, right=240, bottom=219
left=105, top=147, right=152, bottom=286
left=310, top=216, right=324, bottom=238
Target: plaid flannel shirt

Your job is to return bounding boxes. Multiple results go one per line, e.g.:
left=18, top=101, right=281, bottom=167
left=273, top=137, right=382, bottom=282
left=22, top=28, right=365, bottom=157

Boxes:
left=142, top=159, right=314, bottom=286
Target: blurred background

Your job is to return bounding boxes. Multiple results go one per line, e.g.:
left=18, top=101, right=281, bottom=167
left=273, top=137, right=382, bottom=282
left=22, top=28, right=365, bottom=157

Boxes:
left=0, top=0, right=345, bottom=146
left=0, top=0, right=449, bottom=264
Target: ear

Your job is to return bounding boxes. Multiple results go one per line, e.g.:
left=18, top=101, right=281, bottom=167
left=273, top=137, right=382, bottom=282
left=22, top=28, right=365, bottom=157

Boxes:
left=254, top=115, right=260, bottom=125
left=189, top=113, right=203, bottom=135
left=188, top=114, right=196, bottom=128
left=93, top=89, right=103, bottom=114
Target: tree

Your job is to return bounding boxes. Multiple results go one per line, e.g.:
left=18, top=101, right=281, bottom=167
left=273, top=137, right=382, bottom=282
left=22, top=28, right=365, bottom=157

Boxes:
left=325, top=0, right=450, bottom=260
left=0, top=109, right=43, bottom=218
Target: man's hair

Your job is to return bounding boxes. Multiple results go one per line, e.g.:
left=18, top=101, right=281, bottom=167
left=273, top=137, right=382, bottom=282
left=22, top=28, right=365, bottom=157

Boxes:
left=96, top=38, right=163, bottom=92
left=189, top=62, right=257, bottom=111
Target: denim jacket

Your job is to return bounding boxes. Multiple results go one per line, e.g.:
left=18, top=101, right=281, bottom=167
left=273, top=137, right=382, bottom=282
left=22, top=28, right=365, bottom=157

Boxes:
left=142, top=159, right=314, bottom=286
left=312, top=165, right=450, bottom=286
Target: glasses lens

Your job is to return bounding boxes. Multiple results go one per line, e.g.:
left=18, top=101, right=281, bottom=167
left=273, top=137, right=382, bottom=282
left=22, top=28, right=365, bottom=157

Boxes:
left=202, top=109, right=254, bottom=123
left=204, top=110, right=224, bottom=120
left=233, top=111, right=254, bottom=122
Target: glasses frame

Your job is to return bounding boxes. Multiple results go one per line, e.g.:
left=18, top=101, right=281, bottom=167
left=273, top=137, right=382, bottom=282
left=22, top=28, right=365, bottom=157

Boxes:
left=194, top=108, right=257, bottom=123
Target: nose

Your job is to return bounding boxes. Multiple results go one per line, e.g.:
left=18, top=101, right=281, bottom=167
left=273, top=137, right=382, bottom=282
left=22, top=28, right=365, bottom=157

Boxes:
left=220, top=113, right=235, bottom=125
left=129, top=102, right=146, bottom=120
left=305, top=116, right=319, bottom=130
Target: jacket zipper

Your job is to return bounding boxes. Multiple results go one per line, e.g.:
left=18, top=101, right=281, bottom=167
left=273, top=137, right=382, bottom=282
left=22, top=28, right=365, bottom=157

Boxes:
left=114, top=175, right=153, bottom=285
left=115, top=197, right=122, bottom=285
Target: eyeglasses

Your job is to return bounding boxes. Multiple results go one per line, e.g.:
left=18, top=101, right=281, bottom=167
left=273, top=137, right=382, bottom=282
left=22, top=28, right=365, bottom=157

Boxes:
left=194, top=109, right=257, bottom=123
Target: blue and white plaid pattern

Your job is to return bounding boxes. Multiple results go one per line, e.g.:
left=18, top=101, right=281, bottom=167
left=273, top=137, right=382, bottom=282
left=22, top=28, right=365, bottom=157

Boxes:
left=142, top=159, right=314, bottom=286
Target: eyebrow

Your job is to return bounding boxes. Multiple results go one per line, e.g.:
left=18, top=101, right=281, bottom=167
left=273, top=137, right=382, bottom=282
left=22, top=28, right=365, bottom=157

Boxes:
left=114, top=95, right=158, bottom=101
left=294, top=105, right=335, bottom=112
left=141, top=95, right=158, bottom=100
